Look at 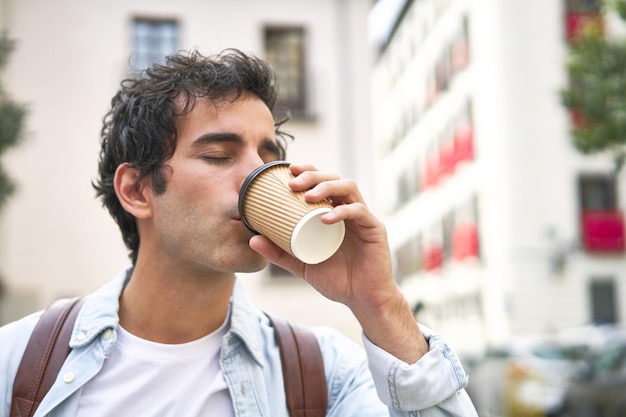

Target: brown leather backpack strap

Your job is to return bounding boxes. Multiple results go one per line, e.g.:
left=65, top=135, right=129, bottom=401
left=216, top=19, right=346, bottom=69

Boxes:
left=11, top=297, right=84, bottom=417
left=266, top=313, right=328, bottom=417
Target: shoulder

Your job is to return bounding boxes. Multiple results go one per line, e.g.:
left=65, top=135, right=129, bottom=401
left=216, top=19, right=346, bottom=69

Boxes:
left=312, top=327, right=368, bottom=377
left=310, top=325, right=389, bottom=414
left=312, top=325, right=365, bottom=358
left=310, top=325, right=368, bottom=376
left=0, top=310, right=43, bottom=408
left=0, top=310, right=44, bottom=356
left=262, top=315, right=368, bottom=381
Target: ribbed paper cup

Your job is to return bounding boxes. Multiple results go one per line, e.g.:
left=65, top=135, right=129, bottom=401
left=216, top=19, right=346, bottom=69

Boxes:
left=238, top=161, right=345, bottom=264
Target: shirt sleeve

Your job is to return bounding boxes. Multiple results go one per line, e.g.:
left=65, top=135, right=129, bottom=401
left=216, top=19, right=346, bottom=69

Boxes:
left=362, top=323, right=478, bottom=415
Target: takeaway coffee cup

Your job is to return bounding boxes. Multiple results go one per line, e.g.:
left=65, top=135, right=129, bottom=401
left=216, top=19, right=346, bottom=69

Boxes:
left=238, top=161, right=346, bottom=264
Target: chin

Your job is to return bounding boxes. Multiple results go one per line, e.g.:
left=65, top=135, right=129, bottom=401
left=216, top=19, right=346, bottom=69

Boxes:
left=242, top=259, right=270, bottom=273
left=233, top=252, right=269, bottom=273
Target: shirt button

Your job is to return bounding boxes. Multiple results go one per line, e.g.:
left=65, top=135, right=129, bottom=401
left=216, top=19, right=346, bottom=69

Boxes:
left=63, top=372, right=75, bottom=383
left=76, top=332, right=87, bottom=342
left=103, top=328, right=113, bottom=340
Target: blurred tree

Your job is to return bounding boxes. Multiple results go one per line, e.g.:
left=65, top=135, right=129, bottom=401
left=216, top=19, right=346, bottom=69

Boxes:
left=0, top=33, right=26, bottom=211
left=561, top=0, right=626, bottom=172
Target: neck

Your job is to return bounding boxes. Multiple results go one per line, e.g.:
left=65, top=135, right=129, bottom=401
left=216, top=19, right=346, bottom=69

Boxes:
left=118, top=260, right=235, bottom=344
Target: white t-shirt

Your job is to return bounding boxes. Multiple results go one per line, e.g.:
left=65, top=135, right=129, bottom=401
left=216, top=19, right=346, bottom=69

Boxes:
left=77, top=316, right=234, bottom=417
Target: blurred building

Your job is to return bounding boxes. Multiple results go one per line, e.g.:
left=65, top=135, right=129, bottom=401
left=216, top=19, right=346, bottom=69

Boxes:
left=0, top=0, right=374, bottom=342
left=370, top=0, right=626, bottom=354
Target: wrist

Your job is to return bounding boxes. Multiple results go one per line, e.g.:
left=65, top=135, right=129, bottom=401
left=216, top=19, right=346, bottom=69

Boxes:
left=352, top=291, right=428, bottom=363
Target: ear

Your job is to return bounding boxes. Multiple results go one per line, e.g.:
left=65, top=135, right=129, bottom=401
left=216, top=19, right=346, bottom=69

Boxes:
left=114, top=163, right=153, bottom=219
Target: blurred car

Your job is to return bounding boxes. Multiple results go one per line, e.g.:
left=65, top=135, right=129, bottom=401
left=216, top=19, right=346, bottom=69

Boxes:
left=466, top=326, right=614, bottom=417
left=559, top=332, right=626, bottom=417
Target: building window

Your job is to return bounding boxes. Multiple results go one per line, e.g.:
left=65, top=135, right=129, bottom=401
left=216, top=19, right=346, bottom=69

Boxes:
left=434, top=50, right=451, bottom=94
left=566, top=0, right=602, bottom=14
left=589, top=278, right=619, bottom=324
left=578, top=174, right=624, bottom=252
left=264, top=26, right=307, bottom=116
left=396, top=170, right=412, bottom=209
left=452, top=196, right=481, bottom=261
left=130, top=19, right=179, bottom=73
left=442, top=211, right=455, bottom=261
left=579, top=175, right=617, bottom=211
left=450, top=16, right=470, bottom=73
left=395, top=235, right=422, bottom=282
left=564, top=0, right=603, bottom=40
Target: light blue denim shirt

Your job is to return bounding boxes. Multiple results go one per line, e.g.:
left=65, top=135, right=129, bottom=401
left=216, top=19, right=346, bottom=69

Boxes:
left=0, top=269, right=477, bottom=417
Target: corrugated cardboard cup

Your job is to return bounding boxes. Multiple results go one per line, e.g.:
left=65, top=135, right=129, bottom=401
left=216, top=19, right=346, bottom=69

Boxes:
left=238, top=161, right=345, bottom=264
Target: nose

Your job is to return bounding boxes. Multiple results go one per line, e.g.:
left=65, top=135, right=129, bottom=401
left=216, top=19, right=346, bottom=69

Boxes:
left=237, top=153, right=269, bottom=193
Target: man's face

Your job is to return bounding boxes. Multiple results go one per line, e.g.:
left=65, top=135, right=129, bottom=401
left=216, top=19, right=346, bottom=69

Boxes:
left=143, top=92, right=282, bottom=275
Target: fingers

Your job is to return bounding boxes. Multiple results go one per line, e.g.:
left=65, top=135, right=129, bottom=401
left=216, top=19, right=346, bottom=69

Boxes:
left=289, top=163, right=365, bottom=206
left=320, top=201, right=373, bottom=225
left=249, top=235, right=304, bottom=275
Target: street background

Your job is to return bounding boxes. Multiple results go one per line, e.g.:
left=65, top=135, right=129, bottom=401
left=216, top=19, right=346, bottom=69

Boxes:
left=1, top=0, right=626, bottom=416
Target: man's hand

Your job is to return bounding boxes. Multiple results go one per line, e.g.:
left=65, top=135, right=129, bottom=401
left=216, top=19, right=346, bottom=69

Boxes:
left=248, top=163, right=428, bottom=363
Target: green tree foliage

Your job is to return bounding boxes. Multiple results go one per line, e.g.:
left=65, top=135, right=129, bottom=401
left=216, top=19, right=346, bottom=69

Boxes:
left=560, top=1, right=626, bottom=171
left=0, top=33, right=26, bottom=211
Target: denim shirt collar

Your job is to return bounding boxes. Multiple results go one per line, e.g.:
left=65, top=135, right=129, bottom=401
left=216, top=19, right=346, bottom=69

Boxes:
left=69, top=267, right=266, bottom=365
left=70, top=268, right=127, bottom=349
left=223, top=278, right=267, bottom=367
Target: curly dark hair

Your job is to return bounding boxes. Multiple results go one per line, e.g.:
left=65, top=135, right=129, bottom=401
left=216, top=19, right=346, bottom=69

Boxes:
left=93, top=48, right=291, bottom=264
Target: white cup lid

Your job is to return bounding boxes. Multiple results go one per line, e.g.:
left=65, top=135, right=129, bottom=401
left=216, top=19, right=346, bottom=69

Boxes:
left=291, top=207, right=345, bottom=264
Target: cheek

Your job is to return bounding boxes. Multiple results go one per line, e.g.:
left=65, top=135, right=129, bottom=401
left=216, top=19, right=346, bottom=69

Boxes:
left=153, top=195, right=215, bottom=253
left=174, top=163, right=234, bottom=194
left=167, top=170, right=216, bottom=202
left=160, top=162, right=240, bottom=218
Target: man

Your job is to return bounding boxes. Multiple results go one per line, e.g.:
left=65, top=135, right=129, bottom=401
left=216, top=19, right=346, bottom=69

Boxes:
left=0, top=49, right=477, bottom=416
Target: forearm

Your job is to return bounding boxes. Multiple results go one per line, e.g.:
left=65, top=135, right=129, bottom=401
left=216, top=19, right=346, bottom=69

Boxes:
left=351, top=289, right=428, bottom=364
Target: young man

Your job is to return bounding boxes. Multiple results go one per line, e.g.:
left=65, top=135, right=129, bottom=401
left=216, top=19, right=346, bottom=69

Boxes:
left=0, top=49, right=478, bottom=416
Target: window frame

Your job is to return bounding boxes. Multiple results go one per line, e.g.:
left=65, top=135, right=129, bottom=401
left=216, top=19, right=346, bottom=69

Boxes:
left=264, top=25, right=309, bottom=117
left=130, top=17, right=179, bottom=73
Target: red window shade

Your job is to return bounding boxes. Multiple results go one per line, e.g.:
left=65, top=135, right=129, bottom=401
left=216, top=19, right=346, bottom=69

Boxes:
left=423, top=244, right=443, bottom=271
left=421, top=155, right=440, bottom=190
left=581, top=210, right=625, bottom=252
left=454, top=125, right=474, bottom=164
left=565, top=13, right=603, bottom=41
left=439, top=141, right=456, bottom=177
left=570, top=109, right=589, bottom=128
left=452, top=224, right=479, bottom=260
left=450, top=41, right=470, bottom=73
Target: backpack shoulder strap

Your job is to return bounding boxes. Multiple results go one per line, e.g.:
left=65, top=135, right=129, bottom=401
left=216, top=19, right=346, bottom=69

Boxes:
left=266, top=312, right=328, bottom=417
left=10, top=299, right=327, bottom=417
left=11, top=297, right=83, bottom=417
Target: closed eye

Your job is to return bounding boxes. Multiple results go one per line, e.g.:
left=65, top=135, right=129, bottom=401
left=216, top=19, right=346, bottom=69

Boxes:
left=201, top=155, right=231, bottom=163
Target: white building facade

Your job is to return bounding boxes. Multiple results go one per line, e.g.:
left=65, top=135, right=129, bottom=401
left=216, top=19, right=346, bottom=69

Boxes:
left=371, top=0, right=626, bottom=354
left=0, top=0, right=374, bottom=342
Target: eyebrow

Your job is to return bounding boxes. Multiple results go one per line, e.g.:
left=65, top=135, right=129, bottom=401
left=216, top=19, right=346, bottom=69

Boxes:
left=191, top=132, right=243, bottom=147
left=191, top=132, right=282, bottom=158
